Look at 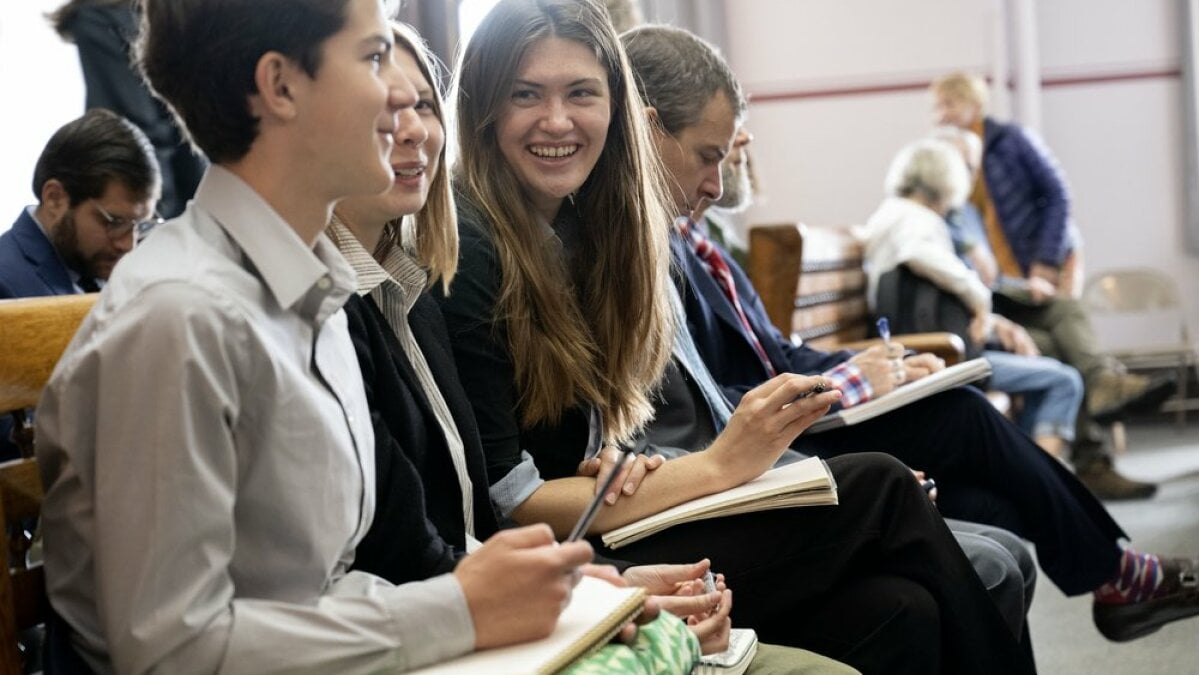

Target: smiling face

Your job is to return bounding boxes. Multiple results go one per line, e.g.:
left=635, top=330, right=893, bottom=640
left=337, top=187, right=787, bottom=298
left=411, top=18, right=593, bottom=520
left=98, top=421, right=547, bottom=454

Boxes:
left=339, top=46, right=445, bottom=226
left=292, top=0, right=411, bottom=200
left=654, top=92, right=737, bottom=217
left=496, top=36, right=611, bottom=222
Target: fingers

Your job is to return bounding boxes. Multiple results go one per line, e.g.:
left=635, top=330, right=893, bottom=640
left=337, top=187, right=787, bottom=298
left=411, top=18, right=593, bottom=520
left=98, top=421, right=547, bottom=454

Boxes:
left=689, top=589, right=733, bottom=654
left=623, top=560, right=710, bottom=592
left=488, top=523, right=556, bottom=550
left=604, top=453, right=636, bottom=505
left=576, top=455, right=600, bottom=478
left=581, top=564, right=626, bottom=586
left=617, top=454, right=664, bottom=502
left=902, top=354, right=944, bottom=382
left=655, top=591, right=722, bottom=619
left=553, top=540, right=595, bottom=570
left=592, top=447, right=622, bottom=496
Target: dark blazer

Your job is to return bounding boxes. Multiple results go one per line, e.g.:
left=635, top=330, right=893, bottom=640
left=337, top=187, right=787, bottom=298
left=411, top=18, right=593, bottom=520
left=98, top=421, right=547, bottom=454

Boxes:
left=0, top=210, right=78, bottom=299
left=0, top=210, right=81, bottom=460
left=345, top=293, right=499, bottom=585
left=671, top=230, right=852, bottom=405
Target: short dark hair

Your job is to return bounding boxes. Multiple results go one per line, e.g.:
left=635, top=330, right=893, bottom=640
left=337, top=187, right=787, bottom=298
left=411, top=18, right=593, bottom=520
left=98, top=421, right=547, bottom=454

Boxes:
left=621, top=25, right=746, bottom=136
left=32, top=108, right=159, bottom=206
left=136, top=0, right=352, bottom=163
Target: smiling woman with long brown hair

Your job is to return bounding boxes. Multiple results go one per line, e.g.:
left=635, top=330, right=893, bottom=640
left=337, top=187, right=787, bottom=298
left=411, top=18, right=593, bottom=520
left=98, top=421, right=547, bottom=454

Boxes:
left=436, top=1, right=1034, bottom=673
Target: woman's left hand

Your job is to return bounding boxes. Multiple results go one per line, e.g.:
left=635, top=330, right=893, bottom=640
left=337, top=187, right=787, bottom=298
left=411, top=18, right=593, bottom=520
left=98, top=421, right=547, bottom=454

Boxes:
left=576, top=447, right=665, bottom=505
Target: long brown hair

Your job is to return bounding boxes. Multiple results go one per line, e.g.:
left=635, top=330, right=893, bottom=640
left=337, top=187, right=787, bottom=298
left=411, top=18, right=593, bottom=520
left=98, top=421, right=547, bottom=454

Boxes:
left=452, top=0, right=675, bottom=444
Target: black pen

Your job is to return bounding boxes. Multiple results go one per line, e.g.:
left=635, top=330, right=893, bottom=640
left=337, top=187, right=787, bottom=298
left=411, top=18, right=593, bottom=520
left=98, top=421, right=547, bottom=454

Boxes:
left=567, top=446, right=636, bottom=542
left=795, top=382, right=828, bottom=400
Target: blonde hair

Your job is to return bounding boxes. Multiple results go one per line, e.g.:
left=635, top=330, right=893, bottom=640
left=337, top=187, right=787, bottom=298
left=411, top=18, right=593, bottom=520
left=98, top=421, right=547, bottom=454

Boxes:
left=930, top=71, right=989, bottom=113
left=378, top=21, right=458, bottom=292
left=452, top=0, right=675, bottom=444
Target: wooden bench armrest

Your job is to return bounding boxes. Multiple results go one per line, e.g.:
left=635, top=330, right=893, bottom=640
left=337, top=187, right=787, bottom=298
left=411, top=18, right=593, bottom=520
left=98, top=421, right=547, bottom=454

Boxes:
left=837, top=332, right=966, bottom=366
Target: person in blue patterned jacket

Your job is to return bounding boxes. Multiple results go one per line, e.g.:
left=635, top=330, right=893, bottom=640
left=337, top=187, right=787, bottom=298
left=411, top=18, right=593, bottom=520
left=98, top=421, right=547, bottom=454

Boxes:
left=930, top=73, right=1175, bottom=501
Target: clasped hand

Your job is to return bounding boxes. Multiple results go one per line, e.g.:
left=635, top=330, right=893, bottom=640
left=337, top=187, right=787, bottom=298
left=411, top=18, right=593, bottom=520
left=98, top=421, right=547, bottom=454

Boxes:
left=849, top=343, right=945, bottom=398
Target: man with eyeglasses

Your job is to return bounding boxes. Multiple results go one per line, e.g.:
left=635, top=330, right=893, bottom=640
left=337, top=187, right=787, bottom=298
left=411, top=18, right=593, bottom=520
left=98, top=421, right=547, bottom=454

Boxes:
left=0, top=108, right=159, bottom=461
left=0, top=108, right=160, bottom=299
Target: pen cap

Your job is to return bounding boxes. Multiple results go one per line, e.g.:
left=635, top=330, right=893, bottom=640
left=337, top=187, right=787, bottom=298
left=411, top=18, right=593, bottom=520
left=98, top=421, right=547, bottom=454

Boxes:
left=876, top=316, right=890, bottom=339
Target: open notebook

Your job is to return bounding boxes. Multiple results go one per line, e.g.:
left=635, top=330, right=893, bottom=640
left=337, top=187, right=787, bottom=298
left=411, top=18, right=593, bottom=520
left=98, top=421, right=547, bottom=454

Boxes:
left=408, top=575, right=645, bottom=675
left=806, top=357, right=991, bottom=434
left=601, top=456, right=837, bottom=550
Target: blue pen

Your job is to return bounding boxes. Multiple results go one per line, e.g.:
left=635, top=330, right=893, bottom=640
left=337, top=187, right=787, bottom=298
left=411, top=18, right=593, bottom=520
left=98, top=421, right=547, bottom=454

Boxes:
left=876, top=316, right=891, bottom=345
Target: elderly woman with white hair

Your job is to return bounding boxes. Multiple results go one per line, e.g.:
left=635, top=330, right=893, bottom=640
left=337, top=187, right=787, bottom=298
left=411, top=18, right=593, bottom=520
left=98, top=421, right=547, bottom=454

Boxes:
left=858, top=138, right=1084, bottom=460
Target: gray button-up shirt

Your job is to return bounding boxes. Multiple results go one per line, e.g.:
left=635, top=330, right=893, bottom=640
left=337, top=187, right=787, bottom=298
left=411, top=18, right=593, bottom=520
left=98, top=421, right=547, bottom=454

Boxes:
left=36, top=166, right=473, bottom=675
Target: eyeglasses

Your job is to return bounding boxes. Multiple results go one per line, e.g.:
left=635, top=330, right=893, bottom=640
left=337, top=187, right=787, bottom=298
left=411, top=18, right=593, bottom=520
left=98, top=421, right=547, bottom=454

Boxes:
left=93, top=202, right=164, bottom=240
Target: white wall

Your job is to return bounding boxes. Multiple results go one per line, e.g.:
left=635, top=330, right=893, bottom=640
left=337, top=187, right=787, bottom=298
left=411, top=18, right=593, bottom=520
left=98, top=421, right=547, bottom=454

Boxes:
left=724, top=0, right=1199, bottom=335
left=0, top=1, right=85, bottom=229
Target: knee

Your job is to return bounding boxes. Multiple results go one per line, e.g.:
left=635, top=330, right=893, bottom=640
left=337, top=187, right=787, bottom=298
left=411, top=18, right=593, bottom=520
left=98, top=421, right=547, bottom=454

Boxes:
left=832, top=452, right=914, bottom=487
left=875, top=582, right=942, bottom=658
left=1061, top=365, right=1084, bottom=396
left=960, top=536, right=1029, bottom=636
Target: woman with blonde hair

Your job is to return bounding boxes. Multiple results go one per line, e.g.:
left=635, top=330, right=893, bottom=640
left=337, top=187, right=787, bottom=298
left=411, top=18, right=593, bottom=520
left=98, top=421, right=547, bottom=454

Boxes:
left=437, top=1, right=1034, bottom=672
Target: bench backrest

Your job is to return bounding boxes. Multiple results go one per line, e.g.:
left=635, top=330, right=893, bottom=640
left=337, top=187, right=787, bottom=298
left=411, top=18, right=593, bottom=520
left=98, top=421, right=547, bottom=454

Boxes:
left=747, top=223, right=870, bottom=350
left=0, top=293, right=97, bottom=674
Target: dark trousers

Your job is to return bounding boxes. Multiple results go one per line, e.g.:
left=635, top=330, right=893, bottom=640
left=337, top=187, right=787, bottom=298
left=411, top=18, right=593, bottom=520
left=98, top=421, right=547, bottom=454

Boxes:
left=797, top=386, right=1125, bottom=595
left=605, top=453, right=1033, bottom=675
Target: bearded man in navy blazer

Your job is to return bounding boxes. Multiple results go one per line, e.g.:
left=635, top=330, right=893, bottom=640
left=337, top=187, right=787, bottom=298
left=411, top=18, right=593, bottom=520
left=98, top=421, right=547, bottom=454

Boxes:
left=0, top=108, right=159, bottom=460
left=0, top=108, right=160, bottom=300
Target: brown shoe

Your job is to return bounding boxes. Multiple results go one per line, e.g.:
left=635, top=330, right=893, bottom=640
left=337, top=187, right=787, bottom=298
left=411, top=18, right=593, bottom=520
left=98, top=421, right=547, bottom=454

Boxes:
left=1076, top=459, right=1158, bottom=501
left=1094, top=557, right=1199, bottom=641
left=1088, top=371, right=1176, bottom=425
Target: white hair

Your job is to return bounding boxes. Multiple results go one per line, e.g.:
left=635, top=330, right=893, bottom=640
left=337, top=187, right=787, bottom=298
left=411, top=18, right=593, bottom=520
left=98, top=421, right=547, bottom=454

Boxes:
left=883, top=138, right=971, bottom=212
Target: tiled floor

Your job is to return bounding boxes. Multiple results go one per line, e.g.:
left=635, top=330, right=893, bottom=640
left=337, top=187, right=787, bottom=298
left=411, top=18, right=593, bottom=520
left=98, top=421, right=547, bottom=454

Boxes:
left=1028, top=421, right=1199, bottom=673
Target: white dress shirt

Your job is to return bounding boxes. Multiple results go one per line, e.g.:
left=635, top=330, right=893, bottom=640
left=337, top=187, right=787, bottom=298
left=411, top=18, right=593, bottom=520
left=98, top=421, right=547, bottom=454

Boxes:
left=36, top=166, right=474, bottom=675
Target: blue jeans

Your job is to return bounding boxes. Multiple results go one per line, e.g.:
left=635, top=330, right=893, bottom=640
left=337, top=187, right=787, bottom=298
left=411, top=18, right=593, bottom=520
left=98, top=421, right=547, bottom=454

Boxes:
left=985, top=350, right=1083, bottom=442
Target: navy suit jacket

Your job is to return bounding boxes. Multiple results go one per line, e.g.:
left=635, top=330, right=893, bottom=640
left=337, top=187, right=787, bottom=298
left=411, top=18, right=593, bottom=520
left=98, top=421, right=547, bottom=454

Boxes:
left=672, top=229, right=853, bottom=404
left=0, top=209, right=78, bottom=300
left=0, top=209, right=81, bottom=460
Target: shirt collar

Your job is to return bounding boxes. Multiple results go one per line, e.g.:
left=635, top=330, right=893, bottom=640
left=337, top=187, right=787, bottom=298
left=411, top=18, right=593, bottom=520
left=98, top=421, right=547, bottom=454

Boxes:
left=194, top=166, right=355, bottom=321
left=327, top=217, right=426, bottom=314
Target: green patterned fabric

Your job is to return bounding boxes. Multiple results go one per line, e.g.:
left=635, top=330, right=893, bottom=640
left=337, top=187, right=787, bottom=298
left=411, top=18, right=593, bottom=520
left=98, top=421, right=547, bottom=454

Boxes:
left=560, top=612, right=700, bottom=675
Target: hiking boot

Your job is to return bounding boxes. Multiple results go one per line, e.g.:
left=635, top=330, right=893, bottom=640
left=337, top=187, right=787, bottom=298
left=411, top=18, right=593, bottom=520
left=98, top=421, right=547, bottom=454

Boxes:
left=1077, top=459, right=1158, bottom=501
left=1094, top=557, right=1199, bottom=642
left=1088, top=371, right=1176, bottom=425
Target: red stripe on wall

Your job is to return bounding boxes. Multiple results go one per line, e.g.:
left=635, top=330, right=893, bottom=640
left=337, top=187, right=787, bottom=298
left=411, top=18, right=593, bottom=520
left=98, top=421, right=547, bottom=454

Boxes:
left=748, top=67, right=1183, bottom=105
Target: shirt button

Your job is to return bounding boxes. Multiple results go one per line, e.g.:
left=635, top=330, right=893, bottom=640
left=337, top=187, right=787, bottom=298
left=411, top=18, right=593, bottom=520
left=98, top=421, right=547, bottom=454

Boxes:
left=316, top=276, right=332, bottom=290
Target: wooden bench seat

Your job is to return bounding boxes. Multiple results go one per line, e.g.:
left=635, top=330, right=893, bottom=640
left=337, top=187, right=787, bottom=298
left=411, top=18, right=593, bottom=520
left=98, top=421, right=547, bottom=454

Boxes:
left=746, top=222, right=966, bottom=364
left=0, top=293, right=97, bottom=674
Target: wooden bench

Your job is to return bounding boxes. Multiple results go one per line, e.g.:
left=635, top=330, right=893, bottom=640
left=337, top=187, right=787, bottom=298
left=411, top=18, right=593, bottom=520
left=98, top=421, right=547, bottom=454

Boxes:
left=746, top=222, right=966, bottom=363
left=0, top=293, right=97, bottom=674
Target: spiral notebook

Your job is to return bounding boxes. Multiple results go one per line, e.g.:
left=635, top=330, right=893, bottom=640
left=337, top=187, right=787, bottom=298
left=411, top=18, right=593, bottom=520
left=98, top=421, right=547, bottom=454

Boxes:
left=408, top=576, right=646, bottom=675
left=601, top=456, right=837, bottom=550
